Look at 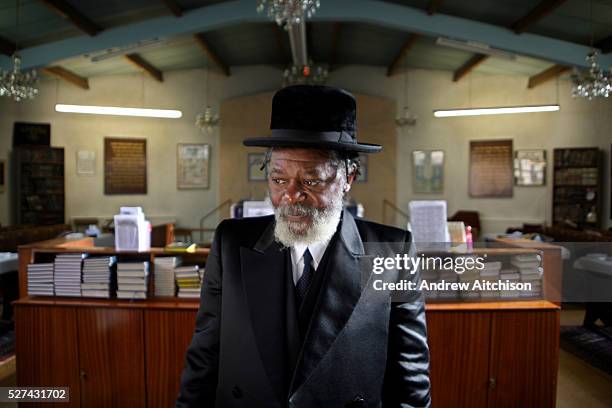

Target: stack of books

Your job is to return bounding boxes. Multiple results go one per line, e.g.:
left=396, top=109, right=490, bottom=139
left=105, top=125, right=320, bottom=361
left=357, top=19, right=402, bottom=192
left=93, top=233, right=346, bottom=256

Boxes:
left=459, top=263, right=481, bottom=299
left=479, top=261, right=502, bottom=299
left=499, top=266, right=520, bottom=298
left=81, top=256, right=116, bottom=298
left=54, top=253, right=86, bottom=297
left=116, top=261, right=149, bottom=299
left=154, top=257, right=180, bottom=297
left=437, top=268, right=459, bottom=299
left=27, top=263, right=55, bottom=296
left=175, top=265, right=201, bottom=298
left=512, top=254, right=543, bottom=298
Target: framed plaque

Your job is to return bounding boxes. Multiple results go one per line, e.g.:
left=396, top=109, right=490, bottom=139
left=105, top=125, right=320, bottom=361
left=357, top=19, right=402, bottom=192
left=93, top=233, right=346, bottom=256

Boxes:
left=514, top=149, right=546, bottom=186
left=412, top=150, right=444, bottom=193
left=177, top=143, right=210, bottom=189
left=469, top=140, right=513, bottom=197
left=104, top=138, right=147, bottom=195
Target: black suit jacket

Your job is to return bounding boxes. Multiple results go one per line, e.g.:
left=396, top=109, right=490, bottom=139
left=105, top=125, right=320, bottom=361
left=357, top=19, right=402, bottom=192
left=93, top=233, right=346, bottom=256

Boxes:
left=177, top=210, right=431, bottom=408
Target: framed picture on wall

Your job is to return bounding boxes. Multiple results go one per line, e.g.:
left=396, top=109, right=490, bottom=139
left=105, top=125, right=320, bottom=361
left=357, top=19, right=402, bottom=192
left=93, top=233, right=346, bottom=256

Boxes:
left=514, top=150, right=546, bottom=186
left=248, top=152, right=267, bottom=182
left=104, top=138, right=147, bottom=195
left=469, top=140, right=513, bottom=197
left=354, top=153, right=368, bottom=183
left=0, top=160, right=5, bottom=193
left=177, top=143, right=210, bottom=189
left=412, top=150, right=444, bottom=193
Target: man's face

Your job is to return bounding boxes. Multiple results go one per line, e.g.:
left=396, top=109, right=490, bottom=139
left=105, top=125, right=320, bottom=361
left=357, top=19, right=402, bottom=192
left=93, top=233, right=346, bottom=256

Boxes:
left=268, top=148, right=352, bottom=240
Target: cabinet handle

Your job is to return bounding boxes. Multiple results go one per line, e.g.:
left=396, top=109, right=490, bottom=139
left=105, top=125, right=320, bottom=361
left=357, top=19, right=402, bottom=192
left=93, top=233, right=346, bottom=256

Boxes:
left=80, top=370, right=87, bottom=381
left=488, top=378, right=496, bottom=389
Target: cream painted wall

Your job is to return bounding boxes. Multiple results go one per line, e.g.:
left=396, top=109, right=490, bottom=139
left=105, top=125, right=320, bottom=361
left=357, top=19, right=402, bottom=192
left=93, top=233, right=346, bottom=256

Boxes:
left=1, top=64, right=611, bottom=234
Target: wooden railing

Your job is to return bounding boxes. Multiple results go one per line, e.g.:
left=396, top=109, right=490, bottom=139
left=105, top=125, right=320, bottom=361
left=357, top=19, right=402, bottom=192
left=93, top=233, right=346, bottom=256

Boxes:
left=382, top=198, right=409, bottom=228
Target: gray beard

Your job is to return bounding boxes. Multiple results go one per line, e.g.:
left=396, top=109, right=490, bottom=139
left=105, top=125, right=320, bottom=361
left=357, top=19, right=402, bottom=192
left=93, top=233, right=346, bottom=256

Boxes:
left=273, top=197, right=343, bottom=248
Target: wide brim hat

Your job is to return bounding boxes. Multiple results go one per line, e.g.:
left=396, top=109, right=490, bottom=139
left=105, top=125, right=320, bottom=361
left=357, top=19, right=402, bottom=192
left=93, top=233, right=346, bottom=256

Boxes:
left=243, top=85, right=382, bottom=153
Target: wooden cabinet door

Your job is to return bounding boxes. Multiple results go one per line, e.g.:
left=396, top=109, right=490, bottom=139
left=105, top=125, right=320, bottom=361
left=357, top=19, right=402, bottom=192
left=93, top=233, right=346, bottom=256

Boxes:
left=77, top=308, right=145, bottom=408
left=144, top=310, right=198, bottom=408
left=15, top=305, right=80, bottom=408
left=488, top=310, right=560, bottom=408
left=426, top=311, right=491, bottom=408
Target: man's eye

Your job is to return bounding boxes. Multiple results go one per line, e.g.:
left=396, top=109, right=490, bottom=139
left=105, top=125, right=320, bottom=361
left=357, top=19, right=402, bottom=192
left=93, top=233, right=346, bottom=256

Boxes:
left=304, top=179, right=322, bottom=186
left=272, top=178, right=286, bottom=185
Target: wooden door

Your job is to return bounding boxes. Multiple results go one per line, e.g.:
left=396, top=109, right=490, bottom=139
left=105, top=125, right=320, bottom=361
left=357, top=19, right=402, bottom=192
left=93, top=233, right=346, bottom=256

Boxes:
left=144, top=310, right=198, bottom=408
left=77, top=308, right=145, bottom=407
left=487, top=310, right=560, bottom=408
left=15, top=305, right=80, bottom=408
left=426, top=311, right=491, bottom=408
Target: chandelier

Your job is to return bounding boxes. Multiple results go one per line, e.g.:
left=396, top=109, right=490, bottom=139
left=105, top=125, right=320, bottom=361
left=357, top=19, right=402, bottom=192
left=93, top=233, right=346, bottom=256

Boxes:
left=257, top=0, right=321, bottom=29
left=0, top=0, right=38, bottom=102
left=195, top=106, right=219, bottom=133
left=283, top=61, right=328, bottom=86
left=571, top=52, right=612, bottom=99
left=0, top=55, right=38, bottom=101
left=395, top=106, right=417, bottom=128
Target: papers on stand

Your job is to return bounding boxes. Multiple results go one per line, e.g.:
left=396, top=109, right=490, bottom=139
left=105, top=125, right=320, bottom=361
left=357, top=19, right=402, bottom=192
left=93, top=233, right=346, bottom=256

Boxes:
left=408, top=201, right=449, bottom=244
left=27, top=263, right=54, bottom=296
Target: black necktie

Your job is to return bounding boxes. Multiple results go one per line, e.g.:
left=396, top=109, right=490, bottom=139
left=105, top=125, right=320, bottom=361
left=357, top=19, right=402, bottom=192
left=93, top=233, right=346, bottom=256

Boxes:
left=295, top=249, right=314, bottom=307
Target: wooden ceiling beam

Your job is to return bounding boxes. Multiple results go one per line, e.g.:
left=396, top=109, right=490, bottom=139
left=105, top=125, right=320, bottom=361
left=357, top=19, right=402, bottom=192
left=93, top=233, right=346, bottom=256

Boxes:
left=596, top=35, right=612, bottom=54
left=386, top=33, right=419, bottom=77
left=39, top=0, right=102, bottom=36
left=0, top=37, right=15, bottom=56
left=193, top=33, right=230, bottom=77
left=125, top=53, right=163, bottom=82
left=453, top=54, right=488, bottom=82
left=511, top=0, right=568, bottom=34
left=42, top=66, right=89, bottom=89
left=161, top=0, right=182, bottom=17
left=527, top=64, right=570, bottom=88
left=426, top=0, right=444, bottom=16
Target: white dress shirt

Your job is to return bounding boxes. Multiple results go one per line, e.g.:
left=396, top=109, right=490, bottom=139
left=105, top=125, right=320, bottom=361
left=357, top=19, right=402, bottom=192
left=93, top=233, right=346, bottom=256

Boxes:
left=290, top=240, right=330, bottom=285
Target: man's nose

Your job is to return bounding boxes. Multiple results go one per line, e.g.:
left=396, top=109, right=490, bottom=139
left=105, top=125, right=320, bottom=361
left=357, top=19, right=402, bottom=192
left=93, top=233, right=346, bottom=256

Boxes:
left=283, top=180, right=306, bottom=204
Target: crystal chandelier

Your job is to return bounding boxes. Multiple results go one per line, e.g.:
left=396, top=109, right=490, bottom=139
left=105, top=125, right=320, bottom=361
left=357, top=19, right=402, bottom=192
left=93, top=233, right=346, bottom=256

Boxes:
left=0, top=0, right=38, bottom=102
left=257, top=0, right=321, bottom=29
left=395, top=106, right=417, bottom=128
left=571, top=52, right=612, bottom=99
left=195, top=106, right=219, bottom=133
left=283, top=61, right=328, bottom=86
left=0, top=55, right=38, bottom=101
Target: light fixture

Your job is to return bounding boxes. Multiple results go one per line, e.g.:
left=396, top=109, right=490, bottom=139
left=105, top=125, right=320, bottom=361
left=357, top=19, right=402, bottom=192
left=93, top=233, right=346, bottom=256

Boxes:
left=396, top=71, right=417, bottom=130
left=195, top=106, right=219, bottom=133
left=55, top=104, right=182, bottom=118
left=283, top=60, right=328, bottom=86
left=434, top=105, right=560, bottom=117
left=257, top=0, right=321, bottom=29
left=572, top=0, right=612, bottom=99
left=571, top=52, right=612, bottom=99
left=436, top=37, right=516, bottom=61
left=0, top=0, right=38, bottom=101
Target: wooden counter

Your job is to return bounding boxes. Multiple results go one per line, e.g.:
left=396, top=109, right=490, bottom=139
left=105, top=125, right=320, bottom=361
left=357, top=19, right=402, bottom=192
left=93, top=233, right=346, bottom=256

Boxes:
left=13, top=238, right=561, bottom=408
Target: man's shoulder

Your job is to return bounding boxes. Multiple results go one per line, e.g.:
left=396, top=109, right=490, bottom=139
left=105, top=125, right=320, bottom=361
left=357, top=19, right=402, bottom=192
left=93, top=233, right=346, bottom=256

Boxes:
left=216, top=215, right=274, bottom=242
left=353, top=217, right=411, bottom=243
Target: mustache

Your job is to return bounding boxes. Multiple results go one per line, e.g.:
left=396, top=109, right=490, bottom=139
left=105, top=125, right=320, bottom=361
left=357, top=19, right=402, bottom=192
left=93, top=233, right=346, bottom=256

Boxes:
left=277, top=203, right=319, bottom=218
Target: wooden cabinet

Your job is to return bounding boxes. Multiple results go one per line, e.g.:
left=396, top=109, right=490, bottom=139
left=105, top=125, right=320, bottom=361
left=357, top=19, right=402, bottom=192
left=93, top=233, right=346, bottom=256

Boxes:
left=15, top=300, right=198, bottom=408
left=77, top=308, right=145, bottom=408
left=427, top=305, right=560, bottom=408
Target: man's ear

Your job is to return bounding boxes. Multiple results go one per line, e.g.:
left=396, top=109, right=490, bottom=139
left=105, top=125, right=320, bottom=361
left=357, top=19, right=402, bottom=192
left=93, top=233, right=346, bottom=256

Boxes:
left=345, top=171, right=356, bottom=192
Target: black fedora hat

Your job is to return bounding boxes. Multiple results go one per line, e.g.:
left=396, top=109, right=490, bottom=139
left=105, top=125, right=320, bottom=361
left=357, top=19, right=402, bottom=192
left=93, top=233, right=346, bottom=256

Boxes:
left=243, top=85, right=382, bottom=153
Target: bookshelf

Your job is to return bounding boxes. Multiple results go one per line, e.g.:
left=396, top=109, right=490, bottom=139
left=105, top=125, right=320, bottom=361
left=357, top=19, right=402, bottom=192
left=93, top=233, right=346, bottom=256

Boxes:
left=553, top=147, right=601, bottom=228
left=11, top=146, right=65, bottom=225
left=13, top=236, right=561, bottom=408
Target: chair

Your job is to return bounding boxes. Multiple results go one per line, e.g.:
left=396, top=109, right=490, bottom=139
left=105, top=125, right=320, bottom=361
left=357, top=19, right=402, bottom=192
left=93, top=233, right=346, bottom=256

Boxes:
left=448, top=211, right=481, bottom=240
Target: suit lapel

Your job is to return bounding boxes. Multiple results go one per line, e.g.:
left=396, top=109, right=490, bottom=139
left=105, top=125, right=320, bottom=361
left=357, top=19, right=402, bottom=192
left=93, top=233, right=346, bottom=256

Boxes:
left=289, top=210, right=367, bottom=394
left=240, top=220, right=287, bottom=403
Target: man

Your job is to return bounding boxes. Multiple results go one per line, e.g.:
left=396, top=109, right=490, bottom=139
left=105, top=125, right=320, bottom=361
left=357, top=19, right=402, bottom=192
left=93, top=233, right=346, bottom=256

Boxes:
left=177, top=85, right=431, bottom=407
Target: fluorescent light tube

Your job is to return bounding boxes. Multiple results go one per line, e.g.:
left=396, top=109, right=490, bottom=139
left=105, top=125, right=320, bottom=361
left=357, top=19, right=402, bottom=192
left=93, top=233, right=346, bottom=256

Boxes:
left=55, top=104, right=182, bottom=119
left=434, top=105, right=559, bottom=117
